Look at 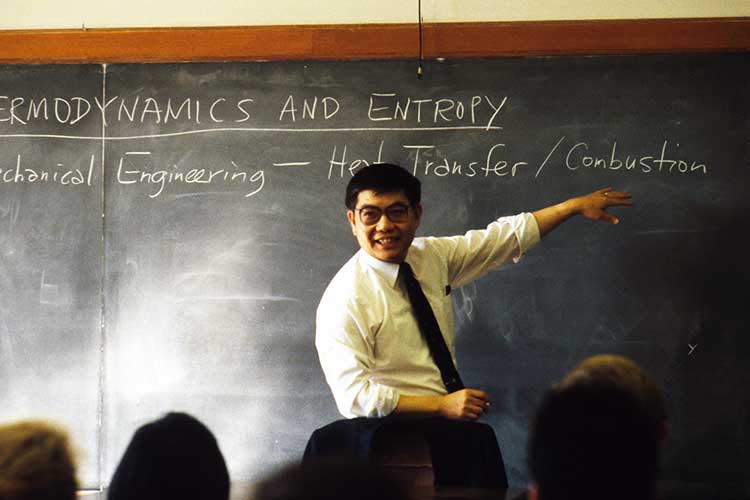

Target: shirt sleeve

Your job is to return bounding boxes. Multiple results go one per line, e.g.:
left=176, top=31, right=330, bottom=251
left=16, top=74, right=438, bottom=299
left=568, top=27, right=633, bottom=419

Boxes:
left=315, top=293, right=400, bottom=418
left=436, top=212, right=541, bottom=288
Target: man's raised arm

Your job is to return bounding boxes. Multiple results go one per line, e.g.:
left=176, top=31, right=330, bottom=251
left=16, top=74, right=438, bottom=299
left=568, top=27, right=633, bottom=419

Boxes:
left=532, top=187, right=633, bottom=238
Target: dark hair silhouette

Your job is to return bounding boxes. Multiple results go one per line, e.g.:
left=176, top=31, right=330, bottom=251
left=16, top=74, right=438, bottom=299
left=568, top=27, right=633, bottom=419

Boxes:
left=528, top=382, right=660, bottom=500
left=253, top=457, right=409, bottom=500
left=560, top=354, right=667, bottom=444
left=108, top=412, right=230, bottom=500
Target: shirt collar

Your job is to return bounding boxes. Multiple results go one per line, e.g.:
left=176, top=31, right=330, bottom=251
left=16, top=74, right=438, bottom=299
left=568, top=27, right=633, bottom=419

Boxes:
left=358, top=250, right=401, bottom=287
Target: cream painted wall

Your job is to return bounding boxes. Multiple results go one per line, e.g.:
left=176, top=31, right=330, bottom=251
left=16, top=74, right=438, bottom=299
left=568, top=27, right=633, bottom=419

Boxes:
left=1, top=0, right=749, bottom=30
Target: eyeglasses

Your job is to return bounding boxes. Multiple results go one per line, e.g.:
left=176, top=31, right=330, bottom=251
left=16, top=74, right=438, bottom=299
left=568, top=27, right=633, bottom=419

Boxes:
left=355, top=203, right=411, bottom=225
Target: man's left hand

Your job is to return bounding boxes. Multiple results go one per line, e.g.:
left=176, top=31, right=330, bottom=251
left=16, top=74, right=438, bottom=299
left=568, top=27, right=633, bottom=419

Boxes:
left=575, top=187, right=633, bottom=225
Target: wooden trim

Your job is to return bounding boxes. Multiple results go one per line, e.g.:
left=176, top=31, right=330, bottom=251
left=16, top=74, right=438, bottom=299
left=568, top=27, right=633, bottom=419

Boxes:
left=1, top=18, right=749, bottom=63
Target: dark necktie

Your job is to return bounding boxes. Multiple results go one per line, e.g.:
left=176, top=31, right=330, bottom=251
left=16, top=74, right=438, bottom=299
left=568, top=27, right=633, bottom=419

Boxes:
left=399, top=262, right=464, bottom=393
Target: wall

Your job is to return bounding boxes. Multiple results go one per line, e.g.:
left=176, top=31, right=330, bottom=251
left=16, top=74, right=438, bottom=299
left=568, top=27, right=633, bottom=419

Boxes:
left=1, top=0, right=749, bottom=30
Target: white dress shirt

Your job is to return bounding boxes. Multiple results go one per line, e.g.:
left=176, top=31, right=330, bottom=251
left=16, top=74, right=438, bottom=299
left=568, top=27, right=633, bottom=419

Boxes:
left=315, top=212, right=541, bottom=418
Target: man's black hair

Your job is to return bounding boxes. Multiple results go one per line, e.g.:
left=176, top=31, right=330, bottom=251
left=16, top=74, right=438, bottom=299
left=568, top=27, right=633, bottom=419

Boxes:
left=528, top=382, right=660, bottom=500
left=345, top=163, right=421, bottom=209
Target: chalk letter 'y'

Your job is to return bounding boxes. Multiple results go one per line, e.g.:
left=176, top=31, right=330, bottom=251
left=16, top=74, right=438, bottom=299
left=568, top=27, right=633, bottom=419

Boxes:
left=484, top=96, right=507, bottom=131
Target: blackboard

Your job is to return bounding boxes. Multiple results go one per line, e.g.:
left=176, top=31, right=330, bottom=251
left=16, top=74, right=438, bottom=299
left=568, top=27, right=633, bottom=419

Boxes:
left=1, top=55, right=748, bottom=495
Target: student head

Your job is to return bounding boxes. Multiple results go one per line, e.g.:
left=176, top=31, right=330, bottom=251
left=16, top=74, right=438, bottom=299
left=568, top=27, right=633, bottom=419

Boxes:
left=252, top=457, right=409, bottom=500
left=108, top=412, right=229, bottom=500
left=527, top=381, right=661, bottom=500
left=345, top=163, right=423, bottom=263
left=0, top=419, right=78, bottom=500
left=560, top=354, right=668, bottom=445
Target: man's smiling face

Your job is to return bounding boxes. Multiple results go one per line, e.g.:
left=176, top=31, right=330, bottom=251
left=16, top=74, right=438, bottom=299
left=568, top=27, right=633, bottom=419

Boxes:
left=346, top=189, right=422, bottom=263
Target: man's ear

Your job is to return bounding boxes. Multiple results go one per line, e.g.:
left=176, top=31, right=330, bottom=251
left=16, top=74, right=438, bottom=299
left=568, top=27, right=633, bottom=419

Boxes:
left=414, top=203, right=423, bottom=226
left=346, top=210, right=357, bottom=236
left=527, top=483, right=540, bottom=500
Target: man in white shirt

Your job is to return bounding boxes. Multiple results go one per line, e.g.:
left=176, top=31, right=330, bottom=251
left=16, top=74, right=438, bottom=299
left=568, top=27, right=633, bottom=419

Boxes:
left=316, top=163, right=632, bottom=421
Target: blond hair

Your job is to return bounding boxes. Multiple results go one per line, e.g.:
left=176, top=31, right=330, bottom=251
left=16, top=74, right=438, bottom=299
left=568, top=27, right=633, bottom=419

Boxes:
left=0, top=420, right=78, bottom=500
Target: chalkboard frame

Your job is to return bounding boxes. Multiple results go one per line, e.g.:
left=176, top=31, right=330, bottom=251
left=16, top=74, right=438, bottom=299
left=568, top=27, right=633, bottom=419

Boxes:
left=0, top=18, right=749, bottom=63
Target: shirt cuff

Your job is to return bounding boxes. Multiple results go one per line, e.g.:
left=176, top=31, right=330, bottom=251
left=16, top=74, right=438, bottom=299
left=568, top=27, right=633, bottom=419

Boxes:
left=343, top=382, right=400, bottom=419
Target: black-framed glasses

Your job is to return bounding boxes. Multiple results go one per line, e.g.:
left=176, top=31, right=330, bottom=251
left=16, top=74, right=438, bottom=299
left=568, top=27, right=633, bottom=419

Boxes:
left=356, top=203, right=411, bottom=225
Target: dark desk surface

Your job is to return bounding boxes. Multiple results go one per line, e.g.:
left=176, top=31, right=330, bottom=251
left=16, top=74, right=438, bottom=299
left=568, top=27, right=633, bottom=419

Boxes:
left=231, top=484, right=525, bottom=500
left=85, top=481, right=750, bottom=500
left=427, top=487, right=525, bottom=500
left=84, top=484, right=525, bottom=500
left=83, top=483, right=750, bottom=500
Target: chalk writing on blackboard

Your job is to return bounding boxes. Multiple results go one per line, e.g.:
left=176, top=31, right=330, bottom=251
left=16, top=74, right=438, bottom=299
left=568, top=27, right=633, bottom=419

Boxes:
left=1, top=93, right=508, bottom=127
left=116, top=151, right=265, bottom=198
left=0, top=154, right=95, bottom=187
left=366, top=94, right=507, bottom=129
left=1, top=92, right=711, bottom=199
left=562, top=139, right=708, bottom=174
left=537, top=137, right=708, bottom=177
